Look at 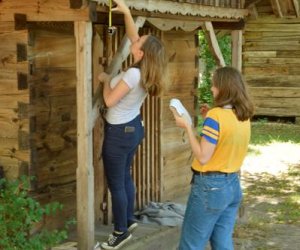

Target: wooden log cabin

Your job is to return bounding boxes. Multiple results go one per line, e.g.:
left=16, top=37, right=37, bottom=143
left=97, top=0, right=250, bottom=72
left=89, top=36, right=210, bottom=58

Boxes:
left=244, top=0, right=300, bottom=122
left=0, top=0, right=249, bottom=249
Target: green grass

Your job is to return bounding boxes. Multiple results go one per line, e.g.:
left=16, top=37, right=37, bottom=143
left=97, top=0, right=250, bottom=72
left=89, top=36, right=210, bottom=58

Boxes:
left=250, top=121, right=300, bottom=145
left=234, top=122, right=300, bottom=248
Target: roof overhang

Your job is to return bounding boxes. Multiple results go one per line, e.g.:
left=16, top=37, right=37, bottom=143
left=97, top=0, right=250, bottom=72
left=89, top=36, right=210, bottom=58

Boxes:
left=93, top=0, right=249, bottom=21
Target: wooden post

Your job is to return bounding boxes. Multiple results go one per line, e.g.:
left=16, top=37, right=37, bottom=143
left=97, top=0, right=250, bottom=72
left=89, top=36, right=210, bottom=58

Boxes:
left=74, top=21, right=95, bottom=250
left=231, top=30, right=242, bottom=71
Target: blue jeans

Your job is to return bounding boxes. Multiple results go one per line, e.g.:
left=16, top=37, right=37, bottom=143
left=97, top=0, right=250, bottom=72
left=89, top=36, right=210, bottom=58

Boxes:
left=102, top=115, right=144, bottom=232
left=179, top=173, right=242, bottom=250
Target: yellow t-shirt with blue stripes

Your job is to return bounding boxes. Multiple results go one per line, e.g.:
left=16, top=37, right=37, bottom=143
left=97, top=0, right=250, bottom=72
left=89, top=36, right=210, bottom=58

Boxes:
left=192, top=107, right=250, bottom=173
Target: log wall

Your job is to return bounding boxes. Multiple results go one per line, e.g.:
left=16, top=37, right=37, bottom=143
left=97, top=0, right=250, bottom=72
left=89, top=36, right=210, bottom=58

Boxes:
left=27, top=22, right=77, bottom=228
left=0, top=22, right=30, bottom=180
left=244, top=17, right=300, bottom=118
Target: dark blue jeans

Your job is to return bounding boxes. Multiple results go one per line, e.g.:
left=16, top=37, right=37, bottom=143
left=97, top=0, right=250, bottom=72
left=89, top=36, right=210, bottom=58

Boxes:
left=102, top=115, right=144, bottom=232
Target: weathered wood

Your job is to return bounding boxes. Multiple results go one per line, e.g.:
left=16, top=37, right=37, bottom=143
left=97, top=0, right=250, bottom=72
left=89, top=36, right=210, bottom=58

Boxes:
left=231, top=30, right=242, bottom=71
left=0, top=0, right=89, bottom=22
left=270, top=0, right=283, bottom=17
left=74, top=21, right=94, bottom=250
left=94, top=0, right=249, bottom=20
left=292, top=0, right=300, bottom=17
left=147, top=17, right=202, bottom=32
left=14, top=13, right=27, bottom=30
left=202, top=21, right=226, bottom=67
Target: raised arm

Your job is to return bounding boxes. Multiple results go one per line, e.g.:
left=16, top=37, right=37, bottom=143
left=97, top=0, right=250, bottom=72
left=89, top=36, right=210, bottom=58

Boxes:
left=112, top=0, right=140, bottom=43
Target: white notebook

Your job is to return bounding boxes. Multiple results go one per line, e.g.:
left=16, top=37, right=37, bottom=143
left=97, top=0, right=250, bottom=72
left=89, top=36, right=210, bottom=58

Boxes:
left=169, top=98, right=193, bottom=125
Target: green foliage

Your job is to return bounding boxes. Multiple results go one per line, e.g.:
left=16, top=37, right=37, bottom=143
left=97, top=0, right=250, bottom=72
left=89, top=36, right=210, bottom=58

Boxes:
left=0, top=176, right=72, bottom=250
left=198, top=31, right=232, bottom=105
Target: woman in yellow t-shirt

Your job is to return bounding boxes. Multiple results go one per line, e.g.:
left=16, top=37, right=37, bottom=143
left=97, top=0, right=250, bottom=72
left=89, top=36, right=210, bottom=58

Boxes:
left=173, top=67, right=254, bottom=250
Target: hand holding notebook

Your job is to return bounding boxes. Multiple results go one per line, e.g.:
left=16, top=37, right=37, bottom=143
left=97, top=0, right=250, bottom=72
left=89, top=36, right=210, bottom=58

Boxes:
left=169, top=98, right=193, bottom=126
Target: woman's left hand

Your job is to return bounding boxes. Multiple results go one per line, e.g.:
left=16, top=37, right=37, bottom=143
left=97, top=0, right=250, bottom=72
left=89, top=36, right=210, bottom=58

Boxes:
left=174, top=115, right=191, bottom=129
left=98, top=72, right=110, bottom=83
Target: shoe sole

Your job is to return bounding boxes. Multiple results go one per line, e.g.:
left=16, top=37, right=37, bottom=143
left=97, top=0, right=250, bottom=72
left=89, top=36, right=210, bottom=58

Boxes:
left=128, top=223, right=138, bottom=233
left=101, top=234, right=132, bottom=250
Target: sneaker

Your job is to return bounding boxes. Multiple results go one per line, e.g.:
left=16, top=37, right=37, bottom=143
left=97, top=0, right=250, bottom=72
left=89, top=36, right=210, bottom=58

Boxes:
left=128, top=221, right=138, bottom=233
left=101, top=231, right=132, bottom=250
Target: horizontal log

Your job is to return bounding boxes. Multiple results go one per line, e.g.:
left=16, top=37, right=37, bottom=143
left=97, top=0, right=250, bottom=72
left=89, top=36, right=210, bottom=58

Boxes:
left=0, top=94, right=29, bottom=109
left=249, top=87, right=300, bottom=98
left=254, top=107, right=300, bottom=117
left=245, top=23, right=300, bottom=32
left=0, top=0, right=89, bottom=21
left=245, top=75, right=300, bottom=87
left=244, top=57, right=300, bottom=65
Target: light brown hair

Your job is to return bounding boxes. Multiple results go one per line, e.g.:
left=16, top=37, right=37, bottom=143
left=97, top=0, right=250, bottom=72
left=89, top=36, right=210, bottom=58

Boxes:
left=138, top=35, right=167, bottom=96
left=212, top=66, right=254, bottom=121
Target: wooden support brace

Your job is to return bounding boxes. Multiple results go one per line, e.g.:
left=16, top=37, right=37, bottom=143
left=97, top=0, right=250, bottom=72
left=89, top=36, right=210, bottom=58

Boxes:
left=270, top=0, right=283, bottom=17
left=202, top=22, right=226, bottom=67
left=89, top=1, right=98, bottom=22
left=292, top=0, right=300, bottom=17
left=14, top=13, right=27, bottom=30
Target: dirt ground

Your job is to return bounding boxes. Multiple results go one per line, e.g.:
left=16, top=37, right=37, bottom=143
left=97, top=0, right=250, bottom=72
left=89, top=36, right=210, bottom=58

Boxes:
left=234, top=142, right=300, bottom=250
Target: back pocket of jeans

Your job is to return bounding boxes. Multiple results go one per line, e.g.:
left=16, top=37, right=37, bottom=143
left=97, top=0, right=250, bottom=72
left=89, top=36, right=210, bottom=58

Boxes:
left=203, top=183, right=227, bottom=212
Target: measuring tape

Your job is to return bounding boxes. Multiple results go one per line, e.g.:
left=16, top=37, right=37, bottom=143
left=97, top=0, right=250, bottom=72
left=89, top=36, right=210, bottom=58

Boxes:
left=108, top=0, right=117, bottom=35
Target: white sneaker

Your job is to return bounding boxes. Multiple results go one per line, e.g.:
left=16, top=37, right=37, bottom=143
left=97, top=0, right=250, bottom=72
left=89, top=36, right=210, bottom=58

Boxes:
left=169, top=98, right=193, bottom=125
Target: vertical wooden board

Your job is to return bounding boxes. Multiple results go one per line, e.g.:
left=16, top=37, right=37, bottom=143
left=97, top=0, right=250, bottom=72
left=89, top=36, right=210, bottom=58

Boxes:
left=75, top=21, right=94, bottom=250
left=161, top=30, right=198, bottom=201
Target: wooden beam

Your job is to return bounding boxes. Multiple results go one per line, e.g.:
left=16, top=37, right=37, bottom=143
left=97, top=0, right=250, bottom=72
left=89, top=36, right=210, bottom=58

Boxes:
left=91, top=17, right=146, bottom=128
left=231, top=30, right=242, bottom=71
left=270, top=0, right=283, bottom=17
left=292, top=0, right=300, bottom=17
left=0, top=0, right=89, bottom=21
left=74, top=21, right=95, bottom=250
left=202, top=21, right=226, bottom=67
left=212, top=19, right=245, bottom=30
left=147, top=17, right=202, bottom=32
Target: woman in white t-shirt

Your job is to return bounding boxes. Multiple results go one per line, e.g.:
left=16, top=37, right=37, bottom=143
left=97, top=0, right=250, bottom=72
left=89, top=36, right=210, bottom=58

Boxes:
left=98, top=1, right=167, bottom=249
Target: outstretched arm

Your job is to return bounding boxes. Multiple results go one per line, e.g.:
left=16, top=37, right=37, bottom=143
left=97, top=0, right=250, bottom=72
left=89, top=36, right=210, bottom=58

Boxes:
left=112, top=0, right=139, bottom=43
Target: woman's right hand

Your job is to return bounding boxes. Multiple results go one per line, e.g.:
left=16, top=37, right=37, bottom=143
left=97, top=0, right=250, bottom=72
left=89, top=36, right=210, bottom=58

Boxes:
left=112, top=0, right=130, bottom=15
left=200, top=103, right=210, bottom=119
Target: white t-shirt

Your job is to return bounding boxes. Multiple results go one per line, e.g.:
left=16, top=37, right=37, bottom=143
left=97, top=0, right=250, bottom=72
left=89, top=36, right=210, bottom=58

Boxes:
left=105, top=68, right=147, bottom=124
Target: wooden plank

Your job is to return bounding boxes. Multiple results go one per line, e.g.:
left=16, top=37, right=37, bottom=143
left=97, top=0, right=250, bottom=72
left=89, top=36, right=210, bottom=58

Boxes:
left=74, top=21, right=94, bottom=250
left=0, top=0, right=89, bottom=21
left=202, top=21, right=225, bottom=67
left=249, top=87, right=300, bottom=98
left=147, top=17, right=202, bottom=32
left=231, top=30, right=242, bottom=71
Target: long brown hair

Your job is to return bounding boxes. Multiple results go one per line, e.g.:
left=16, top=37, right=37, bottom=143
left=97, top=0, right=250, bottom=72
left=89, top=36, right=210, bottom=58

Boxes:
left=212, top=66, right=254, bottom=121
left=138, top=35, right=167, bottom=96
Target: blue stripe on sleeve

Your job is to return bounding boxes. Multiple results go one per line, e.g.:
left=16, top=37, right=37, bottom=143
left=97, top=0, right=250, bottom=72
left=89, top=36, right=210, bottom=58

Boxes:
left=201, top=134, right=218, bottom=144
left=203, top=117, right=219, bottom=131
